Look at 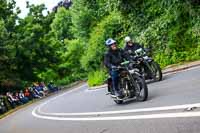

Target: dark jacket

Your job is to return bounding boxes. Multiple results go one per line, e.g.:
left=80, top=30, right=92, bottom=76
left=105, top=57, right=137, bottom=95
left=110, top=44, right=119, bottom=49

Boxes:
left=104, top=48, right=128, bottom=70
left=124, top=43, right=143, bottom=54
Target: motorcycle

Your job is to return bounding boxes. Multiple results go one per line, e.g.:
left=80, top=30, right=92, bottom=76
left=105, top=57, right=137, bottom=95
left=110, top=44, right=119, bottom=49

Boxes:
left=107, top=60, right=148, bottom=104
left=130, top=48, right=162, bottom=82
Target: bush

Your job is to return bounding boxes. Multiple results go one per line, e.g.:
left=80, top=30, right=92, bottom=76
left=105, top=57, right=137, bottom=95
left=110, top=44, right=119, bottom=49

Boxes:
left=154, top=46, right=200, bottom=68
left=37, top=69, right=58, bottom=83
left=55, top=77, right=71, bottom=86
left=87, top=69, right=108, bottom=87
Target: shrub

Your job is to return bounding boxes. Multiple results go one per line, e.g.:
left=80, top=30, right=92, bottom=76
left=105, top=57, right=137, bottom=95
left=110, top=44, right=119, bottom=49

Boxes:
left=55, top=77, right=71, bottom=86
left=87, top=69, right=108, bottom=87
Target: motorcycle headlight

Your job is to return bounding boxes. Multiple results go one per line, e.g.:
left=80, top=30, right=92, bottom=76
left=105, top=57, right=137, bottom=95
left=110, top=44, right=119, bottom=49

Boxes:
left=143, top=56, right=149, bottom=60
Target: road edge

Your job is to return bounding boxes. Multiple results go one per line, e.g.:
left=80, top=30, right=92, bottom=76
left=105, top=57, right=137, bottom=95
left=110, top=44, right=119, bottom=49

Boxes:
left=90, top=60, right=200, bottom=90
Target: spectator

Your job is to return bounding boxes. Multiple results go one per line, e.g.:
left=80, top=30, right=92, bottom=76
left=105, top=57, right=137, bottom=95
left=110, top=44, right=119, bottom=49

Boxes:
left=33, top=83, right=45, bottom=97
left=6, top=92, right=17, bottom=108
left=19, top=90, right=29, bottom=104
left=47, top=81, right=59, bottom=93
left=13, top=92, right=23, bottom=105
left=24, top=88, right=33, bottom=100
left=0, top=95, right=7, bottom=114
left=29, top=87, right=42, bottom=99
left=39, top=82, right=49, bottom=95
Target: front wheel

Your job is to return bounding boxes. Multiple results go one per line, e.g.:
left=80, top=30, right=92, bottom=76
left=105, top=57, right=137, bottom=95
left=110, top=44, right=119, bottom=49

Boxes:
left=150, top=61, right=162, bottom=81
left=132, top=74, right=148, bottom=101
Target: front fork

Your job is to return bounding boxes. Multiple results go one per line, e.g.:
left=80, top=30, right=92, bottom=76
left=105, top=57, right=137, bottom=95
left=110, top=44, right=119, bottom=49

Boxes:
left=127, top=72, right=141, bottom=96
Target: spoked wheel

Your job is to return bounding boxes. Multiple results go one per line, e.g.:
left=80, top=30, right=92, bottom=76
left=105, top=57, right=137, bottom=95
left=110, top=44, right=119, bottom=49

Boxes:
left=132, top=74, right=148, bottom=101
left=150, top=61, right=162, bottom=81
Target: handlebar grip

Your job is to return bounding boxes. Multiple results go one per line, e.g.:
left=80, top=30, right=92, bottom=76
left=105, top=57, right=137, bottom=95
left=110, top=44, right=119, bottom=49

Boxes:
left=120, top=61, right=130, bottom=65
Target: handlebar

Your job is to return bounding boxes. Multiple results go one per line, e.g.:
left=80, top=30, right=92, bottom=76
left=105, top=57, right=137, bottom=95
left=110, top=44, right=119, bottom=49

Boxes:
left=120, top=60, right=130, bottom=65
left=111, top=60, right=137, bottom=70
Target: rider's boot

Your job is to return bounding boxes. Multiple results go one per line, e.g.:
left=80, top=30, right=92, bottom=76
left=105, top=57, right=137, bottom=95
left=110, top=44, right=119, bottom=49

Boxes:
left=115, top=91, right=124, bottom=99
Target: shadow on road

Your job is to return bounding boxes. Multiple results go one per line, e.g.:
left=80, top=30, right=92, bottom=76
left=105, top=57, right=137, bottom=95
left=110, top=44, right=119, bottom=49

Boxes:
left=146, top=74, right=174, bottom=85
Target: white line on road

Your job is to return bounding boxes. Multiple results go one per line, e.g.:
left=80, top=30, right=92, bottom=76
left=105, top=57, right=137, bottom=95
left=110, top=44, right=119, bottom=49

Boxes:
left=38, top=103, right=200, bottom=116
left=32, top=110, right=200, bottom=121
left=32, top=86, right=200, bottom=121
left=32, top=81, right=200, bottom=121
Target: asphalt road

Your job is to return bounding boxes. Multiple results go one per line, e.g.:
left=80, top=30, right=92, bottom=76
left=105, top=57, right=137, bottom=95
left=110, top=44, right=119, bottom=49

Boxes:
left=1, top=66, right=200, bottom=133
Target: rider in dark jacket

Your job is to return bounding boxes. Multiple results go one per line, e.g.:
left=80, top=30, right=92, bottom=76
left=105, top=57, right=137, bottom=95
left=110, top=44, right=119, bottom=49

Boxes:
left=124, top=36, right=153, bottom=79
left=104, top=38, right=128, bottom=98
left=124, top=36, right=143, bottom=56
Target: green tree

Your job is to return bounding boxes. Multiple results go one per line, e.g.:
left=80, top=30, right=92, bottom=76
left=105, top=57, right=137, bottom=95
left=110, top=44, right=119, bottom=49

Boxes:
left=15, top=3, right=57, bottom=81
left=71, top=0, right=101, bottom=40
left=0, top=0, right=19, bottom=82
left=51, top=7, right=73, bottom=40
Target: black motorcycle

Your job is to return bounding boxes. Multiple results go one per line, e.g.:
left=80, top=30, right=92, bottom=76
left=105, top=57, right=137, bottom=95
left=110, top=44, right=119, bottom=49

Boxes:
left=130, top=48, right=162, bottom=82
left=107, top=61, right=148, bottom=104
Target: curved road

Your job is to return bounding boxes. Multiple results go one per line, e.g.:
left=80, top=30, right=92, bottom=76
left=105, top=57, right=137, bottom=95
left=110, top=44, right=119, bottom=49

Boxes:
left=1, top=66, right=200, bottom=133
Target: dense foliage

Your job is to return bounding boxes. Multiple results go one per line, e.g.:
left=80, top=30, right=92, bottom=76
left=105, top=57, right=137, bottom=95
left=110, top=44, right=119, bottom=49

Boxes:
left=0, top=0, right=200, bottom=91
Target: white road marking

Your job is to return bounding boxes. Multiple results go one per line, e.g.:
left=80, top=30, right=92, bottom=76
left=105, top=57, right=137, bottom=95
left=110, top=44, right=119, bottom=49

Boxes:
left=32, top=84, right=200, bottom=121
left=32, top=75, right=200, bottom=121
left=38, top=103, right=200, bottom=116
left=32, top=110, right=200, bottom=121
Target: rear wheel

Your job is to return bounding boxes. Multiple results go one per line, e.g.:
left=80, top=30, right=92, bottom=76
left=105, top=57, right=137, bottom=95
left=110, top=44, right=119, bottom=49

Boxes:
left=132, top=74, right=148, bottom=101
left=150, top=61, right=162, bottom=81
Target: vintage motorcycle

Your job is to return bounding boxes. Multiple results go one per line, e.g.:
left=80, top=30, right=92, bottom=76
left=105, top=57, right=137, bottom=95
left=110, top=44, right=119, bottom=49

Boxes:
left=107, top=60, right=148, bottom=104
left=129, top=48, right=162, bottom=82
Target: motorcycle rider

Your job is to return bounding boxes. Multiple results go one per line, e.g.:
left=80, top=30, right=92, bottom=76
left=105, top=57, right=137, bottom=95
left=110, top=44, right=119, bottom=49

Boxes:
left=104, top=38, right=128, bottom=98
left=124, top=36, right=143, bottom=54
left=124, top=36, right=154, bottom=79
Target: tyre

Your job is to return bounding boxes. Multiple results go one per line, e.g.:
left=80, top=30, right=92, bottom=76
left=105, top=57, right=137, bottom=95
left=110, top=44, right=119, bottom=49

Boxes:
left=114, top=99, right=123, bottom=104
left=151, top=61, right=162, bottom=81
left=132, top=74, right=148, bottom=101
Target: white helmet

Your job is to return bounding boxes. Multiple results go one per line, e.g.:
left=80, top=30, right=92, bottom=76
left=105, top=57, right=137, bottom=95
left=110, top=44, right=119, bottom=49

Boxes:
left=105, top=38, right=116, bottom=46
left=124, top=36, right=131, bottom=43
